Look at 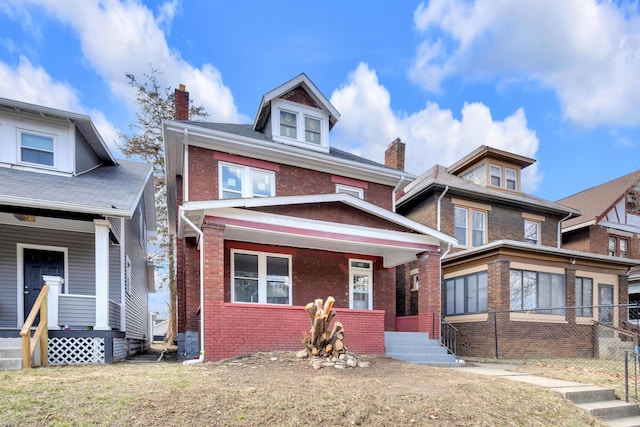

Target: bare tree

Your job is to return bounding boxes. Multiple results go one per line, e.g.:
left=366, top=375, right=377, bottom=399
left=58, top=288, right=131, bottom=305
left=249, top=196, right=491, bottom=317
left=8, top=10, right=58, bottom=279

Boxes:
left=119, top=67, right=207, bottom=345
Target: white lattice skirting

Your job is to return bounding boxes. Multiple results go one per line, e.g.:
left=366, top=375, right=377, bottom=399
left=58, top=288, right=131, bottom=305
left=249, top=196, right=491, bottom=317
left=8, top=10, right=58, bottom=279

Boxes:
left=48, top=337, right=105, bottom=365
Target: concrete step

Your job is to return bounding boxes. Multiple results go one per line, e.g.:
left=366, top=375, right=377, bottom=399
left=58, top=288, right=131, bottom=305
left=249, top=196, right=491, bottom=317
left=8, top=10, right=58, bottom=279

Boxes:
left=0, top=358, right=22, bottom=370
left=554, top=385, right=616, bottom=404
left=387, top=351, right=461, bottom=364
left=606, top=415, right=640, bottom=426
left=385, top=332, right=462, bottom=365
left=577, top=400, right=639, bottom=420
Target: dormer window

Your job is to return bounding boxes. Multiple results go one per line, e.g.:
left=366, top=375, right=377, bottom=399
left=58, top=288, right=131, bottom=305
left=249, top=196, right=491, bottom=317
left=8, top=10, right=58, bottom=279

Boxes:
left=20, top=130, right=54, bottom=167
left=280, top=111, right=297, bottom=139
left=506, top=168, right=517, bottom=190
left=490, top=165, right=501, bottom=187
left=272, top=99, right=329, bottom=152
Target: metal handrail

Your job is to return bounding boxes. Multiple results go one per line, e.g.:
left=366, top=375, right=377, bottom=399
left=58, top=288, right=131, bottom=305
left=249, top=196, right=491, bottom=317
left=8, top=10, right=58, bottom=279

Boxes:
left=19, top=285, right=49, bottom=369
left=440, top=316, right=458, bottom=357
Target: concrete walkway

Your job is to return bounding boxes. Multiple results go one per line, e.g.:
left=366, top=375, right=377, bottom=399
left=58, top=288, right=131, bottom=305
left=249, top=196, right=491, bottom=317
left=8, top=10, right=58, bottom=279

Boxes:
left=453, top=363, right=640, bottom=427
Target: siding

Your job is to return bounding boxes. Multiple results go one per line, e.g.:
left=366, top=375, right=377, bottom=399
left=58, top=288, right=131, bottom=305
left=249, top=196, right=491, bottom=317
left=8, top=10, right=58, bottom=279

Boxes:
left=58, top=295, right=95, bottom=326
left=0, top=223, right=96, bottom=328
left=124, top=202, right=150, bottom=340
left=74, top=128, right=101, bottom=174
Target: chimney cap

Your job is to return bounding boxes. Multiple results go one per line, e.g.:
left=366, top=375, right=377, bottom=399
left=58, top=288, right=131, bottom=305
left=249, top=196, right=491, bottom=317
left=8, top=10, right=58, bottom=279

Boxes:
left=179, top=84, right=186, bottom=91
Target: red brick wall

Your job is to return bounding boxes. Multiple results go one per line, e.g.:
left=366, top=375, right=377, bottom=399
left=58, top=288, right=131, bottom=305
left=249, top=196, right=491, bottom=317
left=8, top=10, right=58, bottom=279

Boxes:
left=281, top=88, right=319, bottom=109
left=223, top=241, right=396, bottom=329
left=186, top=147, right=394, bottom=210
left=204, top=304, right=385, bottom=361
left=396, top=315, right=419, bottom=332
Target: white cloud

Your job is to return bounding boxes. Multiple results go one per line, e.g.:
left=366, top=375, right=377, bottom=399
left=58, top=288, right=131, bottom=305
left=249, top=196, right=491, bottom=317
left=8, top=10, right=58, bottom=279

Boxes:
left=331, top=63, right=542, bottom=192
left=0, top=56, right=124, bottom=153
left=410, top=0, right=640, bottom=127
left=7, top=0, right=242, bottom=123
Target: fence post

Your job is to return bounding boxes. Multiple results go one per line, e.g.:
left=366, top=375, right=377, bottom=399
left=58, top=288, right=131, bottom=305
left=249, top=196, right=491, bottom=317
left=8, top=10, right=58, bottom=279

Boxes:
left=493, top=312, right=499, bottom=360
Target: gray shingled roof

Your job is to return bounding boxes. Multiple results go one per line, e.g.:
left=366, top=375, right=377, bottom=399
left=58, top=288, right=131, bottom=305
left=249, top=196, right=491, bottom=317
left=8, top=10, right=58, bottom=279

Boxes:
left=183, top=122, right=392, bottom=169
left=0, top=159, right=152, bottom=218
left=398, top=165, right=580, bottom=217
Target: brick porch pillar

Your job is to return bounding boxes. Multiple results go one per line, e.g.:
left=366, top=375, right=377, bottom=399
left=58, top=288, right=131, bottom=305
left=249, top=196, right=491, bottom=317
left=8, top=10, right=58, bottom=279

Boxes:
left=417, top=250, right=442, bottom=338
left=201, top=222, right=225, bottom=361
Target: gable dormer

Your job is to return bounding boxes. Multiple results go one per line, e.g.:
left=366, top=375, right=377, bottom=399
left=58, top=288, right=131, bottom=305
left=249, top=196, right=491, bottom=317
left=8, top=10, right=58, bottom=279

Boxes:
left=446, top=145, right=535, bottom=194
left=253, top=73, right=340, bottom=153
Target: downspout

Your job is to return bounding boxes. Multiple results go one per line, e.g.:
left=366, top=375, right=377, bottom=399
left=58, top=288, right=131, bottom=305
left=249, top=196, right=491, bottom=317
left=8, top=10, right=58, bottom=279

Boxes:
left=392, top=176, right=405, bottom=213
left=558, top=212, right=572, bottom=248
left=183, top=128, right=189, bottom=202
left=181, top=208, right=205, bottom=365
left=437, top=186, right=449, bottom=232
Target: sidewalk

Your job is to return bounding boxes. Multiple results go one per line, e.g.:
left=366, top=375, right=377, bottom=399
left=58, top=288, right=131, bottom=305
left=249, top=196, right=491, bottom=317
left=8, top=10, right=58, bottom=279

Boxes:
left=453, top=363, right=640, bottom=427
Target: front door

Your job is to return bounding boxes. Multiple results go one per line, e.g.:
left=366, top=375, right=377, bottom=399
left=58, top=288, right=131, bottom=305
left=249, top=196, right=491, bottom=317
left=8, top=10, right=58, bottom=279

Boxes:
left=23, top=248, right=64, bottom=321
left=598, top=284, right=614, bottom=325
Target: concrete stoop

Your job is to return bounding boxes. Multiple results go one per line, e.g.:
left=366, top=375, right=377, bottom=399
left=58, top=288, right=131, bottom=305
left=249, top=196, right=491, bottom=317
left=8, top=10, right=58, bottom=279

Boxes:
left=384, top=331, right=463, bottom=366
left=0, top=338, right=22, bottom=371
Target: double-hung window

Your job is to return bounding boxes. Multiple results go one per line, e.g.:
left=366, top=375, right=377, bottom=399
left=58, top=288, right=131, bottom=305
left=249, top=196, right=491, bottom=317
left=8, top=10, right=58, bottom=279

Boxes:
left=524, top=219, right=540, bottom=244
left=445, top=271, right=488, bottom=315
left=490, top=165, right=502, bottom=187
left=305, top=116, right=321, bottom=144
left=510, top=269, right=566, bottom=314
left=219, top=162, right=275, bottom=199
left=608, top=236, right=629, bottom=257
left=455, top=207, right=485, bottom=248
left=20, top=131, right=54, bottom=167
left=506, top=168, right=517, bottom=190
left=280, top=110, right=297, bottom=139
left=232, top=250, right=291, bottom=305
left=575, top=277, right=593, bottom=317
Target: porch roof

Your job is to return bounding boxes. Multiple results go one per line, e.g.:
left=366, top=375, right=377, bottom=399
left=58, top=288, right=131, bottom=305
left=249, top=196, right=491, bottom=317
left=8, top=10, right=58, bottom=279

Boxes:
left=179, top=193, right=455, bottom=268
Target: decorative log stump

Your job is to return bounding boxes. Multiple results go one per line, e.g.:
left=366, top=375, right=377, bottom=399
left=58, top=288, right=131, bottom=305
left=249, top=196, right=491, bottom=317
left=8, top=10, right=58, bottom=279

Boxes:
left=300, top=296, right=347, bottom=358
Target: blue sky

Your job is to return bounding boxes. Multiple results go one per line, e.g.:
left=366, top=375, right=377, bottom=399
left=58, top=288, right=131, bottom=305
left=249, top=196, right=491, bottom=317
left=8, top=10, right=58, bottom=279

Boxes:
left=2, top=0, right=640, bottom=314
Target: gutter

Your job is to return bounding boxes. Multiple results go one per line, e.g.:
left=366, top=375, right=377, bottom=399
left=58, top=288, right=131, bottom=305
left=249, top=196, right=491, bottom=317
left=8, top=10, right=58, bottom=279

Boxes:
left=558, top=212, right=573, bottom=248
left=437, top=186, right=449, bottom=232
left=180, top=208, right=205, bottom=365
left=392, top=176, right=405, bottom=213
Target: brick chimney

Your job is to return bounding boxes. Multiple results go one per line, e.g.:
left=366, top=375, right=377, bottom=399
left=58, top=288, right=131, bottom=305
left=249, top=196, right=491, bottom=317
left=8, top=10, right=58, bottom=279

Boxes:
left=174, top=84, right=189, bottom=120
left=385, top=137, right=405, bottom=170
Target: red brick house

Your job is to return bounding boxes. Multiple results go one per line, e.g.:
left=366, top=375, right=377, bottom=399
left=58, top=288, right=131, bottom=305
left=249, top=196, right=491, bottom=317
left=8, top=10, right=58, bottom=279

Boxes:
left=395, top=146, right=640, bottom=358
left=558, top=170, right=640, bottom=317
left=163, top=74, right=455, bottom=361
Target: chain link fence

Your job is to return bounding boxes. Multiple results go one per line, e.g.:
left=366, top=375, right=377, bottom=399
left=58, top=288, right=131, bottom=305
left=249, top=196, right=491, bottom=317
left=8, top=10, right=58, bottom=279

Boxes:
left=453, top=304, right=640, bottom=400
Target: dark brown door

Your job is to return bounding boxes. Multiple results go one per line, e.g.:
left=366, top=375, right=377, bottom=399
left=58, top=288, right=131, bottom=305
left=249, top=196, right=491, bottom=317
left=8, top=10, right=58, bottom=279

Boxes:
left=24, top=249, right=64, bottom=321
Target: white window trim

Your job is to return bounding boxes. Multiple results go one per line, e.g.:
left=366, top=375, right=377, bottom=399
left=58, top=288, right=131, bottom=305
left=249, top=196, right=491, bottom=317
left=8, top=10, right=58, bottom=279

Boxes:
left=335, top=184, right=364, bottom=199
left=349, top=259, right=373, bottom=310
left=231, top=249, right=292, bottom=305
left=271, top=98, right=329, bottom=152
left=489, top=164, right=502, bottom=188
left=454, top=206, right=487, bottom=248
left=505, top=167, right=518, bottom=191
left=524, top=219, right=540, bottom=244
left=17, top=128, right=56, bottom=169
left=218, top=161, right=276, bottom=199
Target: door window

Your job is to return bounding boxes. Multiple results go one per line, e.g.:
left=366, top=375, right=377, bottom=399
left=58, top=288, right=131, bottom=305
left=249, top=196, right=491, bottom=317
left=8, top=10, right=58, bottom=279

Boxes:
left=349, top=259, right=373, bottom=310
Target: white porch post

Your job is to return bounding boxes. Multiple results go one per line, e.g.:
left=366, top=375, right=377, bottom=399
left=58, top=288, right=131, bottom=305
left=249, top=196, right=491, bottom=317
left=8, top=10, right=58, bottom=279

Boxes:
left=94, top=219, right=110, bottom=331
left=43, top=275, right=63, bottom=330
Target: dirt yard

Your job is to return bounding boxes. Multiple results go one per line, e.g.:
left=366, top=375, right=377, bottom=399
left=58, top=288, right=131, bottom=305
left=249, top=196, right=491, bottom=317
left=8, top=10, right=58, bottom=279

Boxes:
left=0, top=350, right=604, bottom=426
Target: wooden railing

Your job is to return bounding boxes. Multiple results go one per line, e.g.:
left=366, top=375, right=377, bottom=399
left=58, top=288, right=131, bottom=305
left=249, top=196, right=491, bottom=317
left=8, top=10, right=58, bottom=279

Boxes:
left=19, top=284, right=49, bottom=369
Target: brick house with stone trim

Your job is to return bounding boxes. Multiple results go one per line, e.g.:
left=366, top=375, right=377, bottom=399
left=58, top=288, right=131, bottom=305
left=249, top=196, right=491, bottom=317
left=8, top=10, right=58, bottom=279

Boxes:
left=163, top=74, right=455, bottom=361
left=557, top=170, right=640, bottom=318
left=394, top=146, right=640, bottom=358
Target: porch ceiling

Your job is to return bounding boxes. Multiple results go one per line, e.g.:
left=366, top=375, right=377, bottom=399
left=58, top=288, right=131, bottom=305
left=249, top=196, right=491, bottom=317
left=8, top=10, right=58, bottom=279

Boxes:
left=181, top=206, right=441, bottom=268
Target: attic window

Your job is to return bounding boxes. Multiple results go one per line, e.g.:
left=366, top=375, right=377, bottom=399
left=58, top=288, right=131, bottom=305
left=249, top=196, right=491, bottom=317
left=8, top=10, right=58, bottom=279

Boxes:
left=20, top=131, right=54, bottom=167
left=305, top=117, right=321, bottom=144
left=280, top=110, right=297, bottom=139
left=272, top=99, right=329, bottom=152
left=490, top=165, right=502, bottom=187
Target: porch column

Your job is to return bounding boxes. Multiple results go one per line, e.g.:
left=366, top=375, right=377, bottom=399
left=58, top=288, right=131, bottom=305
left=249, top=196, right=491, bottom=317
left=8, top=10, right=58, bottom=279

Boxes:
left=417, top=250, right=442, bottom=337
left=43, top=275, right=64, bottom=330
left=94, top=219, right=110, bottom=331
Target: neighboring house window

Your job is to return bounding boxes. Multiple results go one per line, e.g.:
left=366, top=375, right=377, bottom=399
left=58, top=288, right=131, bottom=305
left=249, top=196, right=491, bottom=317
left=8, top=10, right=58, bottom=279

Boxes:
left=454, top=207, right=485, bottom=248
left=490, top=165, right=502, bottom=187
left=510, top=269, right=565, bottom=314
left=280, top=110, right=297, bottom=138
left=125, top=256, right=132, bottom=295
left=620, top=239, right=629, bottom=258
left=506, top=168, right=517, bottom=190
left=305, top=116, right=321, bottom=144
left=445, top=271, right=488, bottom=315
left=524, top=219, right=540, bottom=244
left=231, top=250, right=291, bottom=305
left=349, top=259, right=373, bottom=310
left=608, top=236, right=628, bottom=257
left=137, top=202, right=146, bottom=249
left=19, top=131, right=54, bottom=167
left=575, top=277, right=593, bottom=317
left=219, top=162, right=275, bottom=199
left=336, top=184, right=364, bottom=199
